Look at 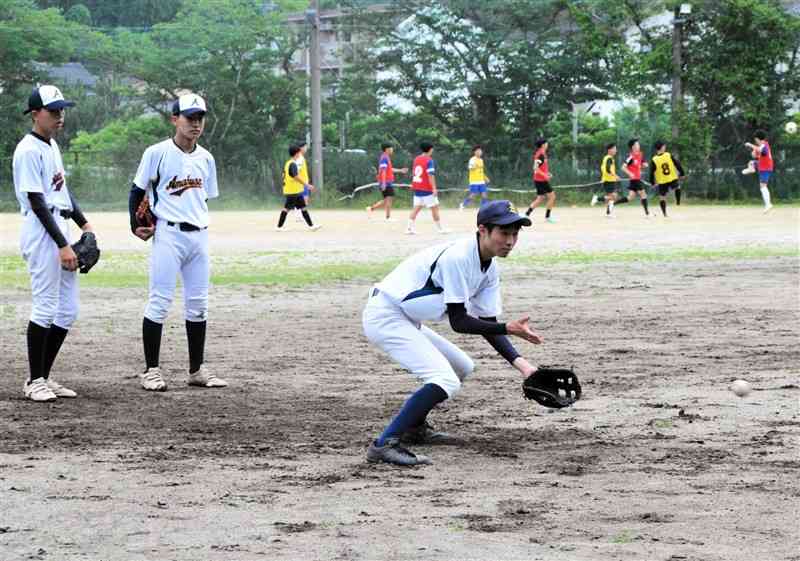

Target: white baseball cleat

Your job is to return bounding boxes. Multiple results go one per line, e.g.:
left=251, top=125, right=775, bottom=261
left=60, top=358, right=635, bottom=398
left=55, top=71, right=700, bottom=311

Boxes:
left=275, top=226, right=286, bottom=232
left=308, top=224, right=322, bottom=231
left=763, top=204, right=773, bottom=214
left=404, top=228, right=416, bottom=235
left=590, top=194, right=599, bottom=206
left=188, top=365, right=228, bottom=388
left=46, top=379, right=77, bottom=398
left=140, top=367, right=167, bottom=392
left=24, top=377, right=57, bottom=402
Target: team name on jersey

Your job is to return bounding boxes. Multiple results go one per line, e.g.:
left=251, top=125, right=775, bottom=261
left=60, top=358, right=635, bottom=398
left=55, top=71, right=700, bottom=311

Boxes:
left=167, top=175, right=204, bottom=196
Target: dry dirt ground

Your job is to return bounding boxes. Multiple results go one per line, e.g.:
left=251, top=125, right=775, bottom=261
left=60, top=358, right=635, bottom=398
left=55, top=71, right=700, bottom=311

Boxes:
left=1, top=206, right=799, bottom=561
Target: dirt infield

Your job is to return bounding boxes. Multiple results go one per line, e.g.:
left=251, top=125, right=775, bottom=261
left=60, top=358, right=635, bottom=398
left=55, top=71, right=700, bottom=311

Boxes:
left=1, top=206, right=798, bottom=561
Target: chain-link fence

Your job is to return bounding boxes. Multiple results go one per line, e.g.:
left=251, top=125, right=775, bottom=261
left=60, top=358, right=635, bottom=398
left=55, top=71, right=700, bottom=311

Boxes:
left=2, top=143, right=798, bottom=212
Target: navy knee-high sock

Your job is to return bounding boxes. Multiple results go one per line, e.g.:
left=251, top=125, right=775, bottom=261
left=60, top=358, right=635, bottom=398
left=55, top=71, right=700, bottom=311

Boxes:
left=186, top=320, right=206, bottom=374
left=43, top=324, right=69, bottom=378
left=376, top=383, right=448, bottom=446
left=26, top=321, right=49, bottom=381
left=143, top=317, right=163, bottom=369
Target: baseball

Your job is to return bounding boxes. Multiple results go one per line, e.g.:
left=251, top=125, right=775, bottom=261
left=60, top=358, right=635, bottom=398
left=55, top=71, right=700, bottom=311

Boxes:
left=730, top=379, right=751, bottom=397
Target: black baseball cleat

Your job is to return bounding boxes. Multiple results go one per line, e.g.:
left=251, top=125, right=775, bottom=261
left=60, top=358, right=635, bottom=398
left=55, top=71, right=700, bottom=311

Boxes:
left=400, top=421, right=462, bottom=445
left=366, top=438, right=432, bottom=466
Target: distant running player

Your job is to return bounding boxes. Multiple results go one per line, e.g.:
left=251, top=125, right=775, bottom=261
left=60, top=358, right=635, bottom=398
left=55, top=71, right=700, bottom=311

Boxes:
left=648, top=141, right=686, bottom=218
left=366, top=142, right=407, bottom=221
left=743, top=130, right=774, bottom=213
left=591, top=143, right=628, bottom=218
left=276, top=145, right=321, bottom=231
left=621, top=138, right=650, bottom=218
left=459, top=145, right=490, bottom=210
left=406, top=142, right=450, bottom=235
left=525, top=138, right=556, bottom=223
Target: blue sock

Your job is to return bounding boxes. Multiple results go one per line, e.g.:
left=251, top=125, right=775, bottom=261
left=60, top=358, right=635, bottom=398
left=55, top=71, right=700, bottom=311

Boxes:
left=462, top=196, right=472, bottom=207
left=479, top=197, right=489, bottom=207
left=376, top=383, right=448, bottom=446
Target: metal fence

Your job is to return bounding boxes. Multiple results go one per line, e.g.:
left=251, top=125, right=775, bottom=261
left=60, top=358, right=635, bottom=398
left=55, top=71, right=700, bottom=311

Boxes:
left=2, top=144, right=798, bottom=211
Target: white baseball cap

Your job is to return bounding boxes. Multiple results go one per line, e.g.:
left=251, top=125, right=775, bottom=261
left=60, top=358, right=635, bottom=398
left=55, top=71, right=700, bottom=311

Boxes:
left=24, top=85, right=75, bottom=114
left=172, top=94, right=207, bottom=116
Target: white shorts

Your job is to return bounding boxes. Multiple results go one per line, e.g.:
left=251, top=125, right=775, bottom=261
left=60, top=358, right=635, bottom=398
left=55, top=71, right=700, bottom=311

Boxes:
left=412, top=194, right=439, bottom=208
left=362, top=289, right=474, bottom=398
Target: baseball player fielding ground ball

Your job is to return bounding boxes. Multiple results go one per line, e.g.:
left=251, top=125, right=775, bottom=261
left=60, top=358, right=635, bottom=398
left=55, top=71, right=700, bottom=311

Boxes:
left=128, top=94, right=227, bottom=391
left=14, top=85, right=96, bottom=402
left=362, top=201, right=545, bottom=466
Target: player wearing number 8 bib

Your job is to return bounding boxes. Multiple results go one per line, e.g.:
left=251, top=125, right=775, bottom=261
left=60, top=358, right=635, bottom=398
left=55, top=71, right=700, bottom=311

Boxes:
left=128, top=94, right=227, bottom=392
left=648, top=141, right=686, bottom=218
left=406, top=142, right=450, bottom=235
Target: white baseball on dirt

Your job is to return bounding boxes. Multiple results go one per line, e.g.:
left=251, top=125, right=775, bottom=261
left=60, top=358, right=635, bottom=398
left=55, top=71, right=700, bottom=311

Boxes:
left=730, top=379, right=752, bottom=397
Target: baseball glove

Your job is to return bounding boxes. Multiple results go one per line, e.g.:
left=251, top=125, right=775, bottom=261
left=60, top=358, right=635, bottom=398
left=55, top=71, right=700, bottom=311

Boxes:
left=135, top=195, right=156, bottom=228
left=523, top=367, right=581, bottom=408
left=71, top=231, right=101, bottom=274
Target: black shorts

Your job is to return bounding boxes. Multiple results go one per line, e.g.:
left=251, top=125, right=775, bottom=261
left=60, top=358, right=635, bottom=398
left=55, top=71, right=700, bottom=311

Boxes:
left=284, top=194, right=307, bottom=210
left=657, top=180, right=679, bottom=196
left=534, top=181, right=553, bottom=195
left=603, top=181, right=618, bottom=194
left=628, top=179, right=645, bottom=192
left=381, top=186, right=395, bottom=198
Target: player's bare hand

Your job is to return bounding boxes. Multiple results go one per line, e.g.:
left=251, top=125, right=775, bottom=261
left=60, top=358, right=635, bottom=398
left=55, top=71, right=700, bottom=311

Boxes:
left=506, top=316, right=543, bottom=344
left=307, top=184, right=316, bottom=192
left=60, top=245, right=78, bottom=271
left=135, top=226, right=155, bottom=241
left=399, top=167, right=409, bottom=174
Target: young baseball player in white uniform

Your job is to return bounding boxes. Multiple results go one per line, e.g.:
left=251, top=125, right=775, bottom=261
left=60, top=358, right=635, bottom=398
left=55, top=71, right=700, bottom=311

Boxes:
left=13, top=85, right=94, bottom=402
left=128, top=94, right=227, bottom=391
left=363, top=200, right=543, bottom=465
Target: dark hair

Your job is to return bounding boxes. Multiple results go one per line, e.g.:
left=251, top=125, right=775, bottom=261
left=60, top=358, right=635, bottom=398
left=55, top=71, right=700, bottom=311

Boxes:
left=754, top=130, right=767, bottom=140
left=288, top=145, right=300, bottom=157
left=420, top=141, right=433, bottom=153
left=535, top=138, right=548, bottom=148
left=606, top=143, right=616, bottom=151
left=472, top=144, right=482, bottom=153
left=381, top=142, right=392, bottom=151
left=628, top=138, right=639, bottom=149
left=296, top=141, right=307, bottom=148
left=653, top=140, right=666, bottom=151
left=483, top=222, right=524, bottom=233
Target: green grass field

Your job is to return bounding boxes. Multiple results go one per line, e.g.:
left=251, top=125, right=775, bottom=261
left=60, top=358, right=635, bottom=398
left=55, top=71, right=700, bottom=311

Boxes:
left=1, top=245, right=795, bottom=290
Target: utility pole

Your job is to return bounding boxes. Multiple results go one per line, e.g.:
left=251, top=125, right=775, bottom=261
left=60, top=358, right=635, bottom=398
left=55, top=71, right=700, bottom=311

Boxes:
left=308, top=0, right=324, bottom=193
left=671, top=3, right=692, bottom=141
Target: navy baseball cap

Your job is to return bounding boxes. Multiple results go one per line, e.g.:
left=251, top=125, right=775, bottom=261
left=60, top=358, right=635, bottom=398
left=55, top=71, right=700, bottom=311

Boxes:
left=172, top=94, right=207, bottom=116
left=24, top=85, right=75, bottom=114
left=477, top=200, right=532, bottom=227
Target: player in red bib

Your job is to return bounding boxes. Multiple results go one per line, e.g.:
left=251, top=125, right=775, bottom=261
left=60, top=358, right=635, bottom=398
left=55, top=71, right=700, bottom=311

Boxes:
left=366, top=142, right=407, bottom=221
left=406, top=142, right=450, bottom=235
left=524, top=138, right=556, bottom=223
left=621, top=138, right=650, bottom=217
left=743, top=130, right=774, bottom=213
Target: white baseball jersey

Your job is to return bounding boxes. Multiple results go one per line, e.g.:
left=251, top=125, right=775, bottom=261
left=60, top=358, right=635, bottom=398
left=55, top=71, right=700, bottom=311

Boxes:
left=133, top=139, right=219, bottom=228
left=377, top=235, right=502, bottom=323
left=12, top=133, right=72, bottom=214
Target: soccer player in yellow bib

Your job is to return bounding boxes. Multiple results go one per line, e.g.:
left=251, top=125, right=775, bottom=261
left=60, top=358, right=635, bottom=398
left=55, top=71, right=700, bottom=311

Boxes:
left=590, top=143, right=629, bottom=218
left=648, top=141, right=686, bottom=218
left=276, top=145, right=320, bottom=231
left=459, top=145, right=490, bottom=210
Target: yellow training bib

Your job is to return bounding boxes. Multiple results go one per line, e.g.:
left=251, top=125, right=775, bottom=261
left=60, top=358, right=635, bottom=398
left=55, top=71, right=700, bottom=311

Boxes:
left=468, top=156, right=485, bottom=185
left=283, top=158, right=303, bottom=195
left=652, top=152, right=678, bottom=185
left=601, top=155, right=617, bottom=182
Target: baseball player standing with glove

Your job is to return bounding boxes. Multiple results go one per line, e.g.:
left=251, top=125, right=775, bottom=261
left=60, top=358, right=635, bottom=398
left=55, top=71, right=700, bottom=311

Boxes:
left=363, top=201, right=545, bottom=466
left=128, top=94, right=227, bottom=392
left=13, top=85, right=95, bottom=401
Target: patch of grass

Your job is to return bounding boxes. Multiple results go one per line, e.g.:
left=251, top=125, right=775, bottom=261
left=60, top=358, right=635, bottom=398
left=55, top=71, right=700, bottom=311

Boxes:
left=611, top=530, right=637, bottom=544
left=510, top=245, right=797, bottom=266
left=0, top=245, right=794, bottom=290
